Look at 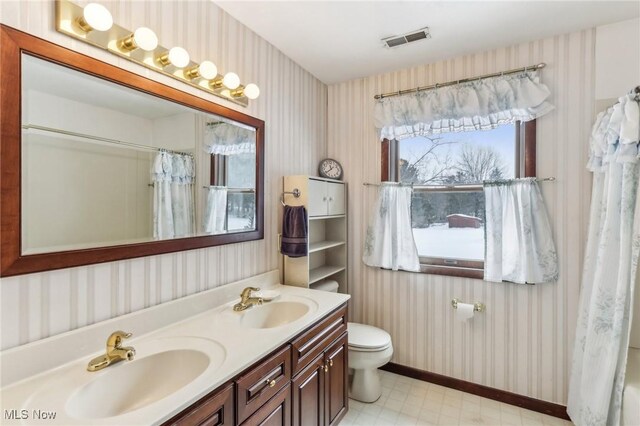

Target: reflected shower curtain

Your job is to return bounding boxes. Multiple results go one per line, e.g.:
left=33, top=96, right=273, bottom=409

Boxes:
left=152, top=151, right=195, bottom=239
left=568, top=93, right=640, bottom=426
left=362, top=184, right=420, bottom=272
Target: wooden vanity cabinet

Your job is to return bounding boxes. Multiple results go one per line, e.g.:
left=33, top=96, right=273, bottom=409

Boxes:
left=291, top=306, right=348, bottom=426
left=163, top=304, right=348, bottom=426
left=163, top=382, right=235, bottom=426
left=242, top=383, right=292, bottom=426
left=236, top=346, right=292, bottom=424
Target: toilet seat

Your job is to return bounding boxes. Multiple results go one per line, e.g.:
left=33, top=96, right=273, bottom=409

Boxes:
left=348, top=323, right=392, bottom=351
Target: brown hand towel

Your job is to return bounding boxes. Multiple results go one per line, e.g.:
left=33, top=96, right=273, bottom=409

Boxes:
left=281, top=206, right=308, bottom=258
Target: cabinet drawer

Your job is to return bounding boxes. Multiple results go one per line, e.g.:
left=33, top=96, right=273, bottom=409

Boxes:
left=241, top=382, right=291, bottom=426
left=291, top=305, right=347, bottom=375
left=163, top=382, right=234, bottom=426
left=236, top=345, right=292, bottom=424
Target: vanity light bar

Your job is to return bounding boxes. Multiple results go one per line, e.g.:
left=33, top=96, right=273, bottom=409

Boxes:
left=55, top=0, right=259, bottom=107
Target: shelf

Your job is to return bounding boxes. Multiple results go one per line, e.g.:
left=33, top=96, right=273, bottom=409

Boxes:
left=309, top=241, right=346, bottom=253
left=309, top=265, right=346, bottom=284
left=309, top=214, right=346, bottom=220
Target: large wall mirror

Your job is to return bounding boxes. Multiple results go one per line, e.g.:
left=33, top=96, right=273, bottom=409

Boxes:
left=1, top=26, right=264, bottom=276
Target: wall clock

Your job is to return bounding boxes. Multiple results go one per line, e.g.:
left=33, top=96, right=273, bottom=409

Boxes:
left=318, top=158, right=343, bottom=180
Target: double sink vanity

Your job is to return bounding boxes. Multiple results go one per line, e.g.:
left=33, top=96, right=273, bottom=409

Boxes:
left=0, top=271, right=350, bottom=425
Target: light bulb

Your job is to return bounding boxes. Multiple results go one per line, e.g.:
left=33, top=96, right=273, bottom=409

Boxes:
left=132, top=27, right=158, bottom=51
left=198, top=61, right=218, bottom=80
left=119, top=27, right=158, bottom=52
left=244, top=83, right=260, bottom=100
left=78, top=3, right=113, bottom=32
left=158, top=47, right=190, bottom=68
left=222, top=72, right=240, bottom=90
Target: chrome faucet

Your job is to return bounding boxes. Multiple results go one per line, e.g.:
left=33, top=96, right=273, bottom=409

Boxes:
left=87, top=331, right=136, bottom=372
left=233, top=287, right=263, bottom=311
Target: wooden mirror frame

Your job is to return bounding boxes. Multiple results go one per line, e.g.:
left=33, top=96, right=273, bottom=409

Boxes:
left=0, top=25, right=265, bottom=277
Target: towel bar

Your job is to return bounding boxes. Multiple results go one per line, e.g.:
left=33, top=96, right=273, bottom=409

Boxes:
left=280, top=188, right=301, bottom=206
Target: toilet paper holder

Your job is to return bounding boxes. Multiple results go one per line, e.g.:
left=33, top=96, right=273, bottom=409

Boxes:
left=451, top=298, right=485, bottom=312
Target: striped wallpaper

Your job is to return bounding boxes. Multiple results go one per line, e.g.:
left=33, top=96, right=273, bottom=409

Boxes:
left=0, top=0, right=327, bottom=350
left=327, top=30, right=596, bottom=405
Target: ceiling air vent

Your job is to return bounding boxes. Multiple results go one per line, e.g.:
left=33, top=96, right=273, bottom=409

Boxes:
left=382, top=27, right=431, bottom=48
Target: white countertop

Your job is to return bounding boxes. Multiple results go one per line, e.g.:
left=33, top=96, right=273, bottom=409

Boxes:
left=0, top=271, right=350, bottom=425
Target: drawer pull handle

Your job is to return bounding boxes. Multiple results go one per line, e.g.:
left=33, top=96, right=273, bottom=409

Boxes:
left=329, top=359, right=334, bottom=367
left=266, top=379, right=276, bottom=388
left=324, top=364, right=329, bottom=373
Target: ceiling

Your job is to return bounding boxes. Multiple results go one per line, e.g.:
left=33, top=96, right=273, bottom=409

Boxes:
left=216, top=1, right=640, bottom=84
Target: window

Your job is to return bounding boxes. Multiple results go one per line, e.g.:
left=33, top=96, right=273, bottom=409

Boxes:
left=210, top=153, right=256, bottom=232
left=382, top=121, right=536, bottom=278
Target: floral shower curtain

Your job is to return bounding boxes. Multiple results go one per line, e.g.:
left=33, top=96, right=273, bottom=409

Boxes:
left=483, top=178, right=559, bottom=284
left=363, top=184, right=420, bottom=272
left=152, top=151, right=195, bottom=239
left=567, top=92, right=640, bottom=426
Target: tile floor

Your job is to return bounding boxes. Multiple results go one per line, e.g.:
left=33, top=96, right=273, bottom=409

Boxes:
left=339, top=371, right=573, bottom=426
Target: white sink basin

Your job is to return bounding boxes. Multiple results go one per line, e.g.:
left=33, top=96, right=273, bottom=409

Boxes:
left=66, top=349, right=209, bottom=419
left=238, top=301, right=311, bottom=328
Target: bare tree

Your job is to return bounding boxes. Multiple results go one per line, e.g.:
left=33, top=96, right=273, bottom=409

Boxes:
left=400, top=136, right=457, bottom=184
left=454, top=144, right=506, bottom=183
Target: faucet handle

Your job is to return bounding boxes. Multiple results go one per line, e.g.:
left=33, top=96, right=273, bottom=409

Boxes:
left=240, top=286, right=260, bottom=300
left=107, top=330, right=132, bottom=350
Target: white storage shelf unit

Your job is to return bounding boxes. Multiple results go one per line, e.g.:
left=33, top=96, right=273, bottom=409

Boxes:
left=283, top=176, right=347, bottom=294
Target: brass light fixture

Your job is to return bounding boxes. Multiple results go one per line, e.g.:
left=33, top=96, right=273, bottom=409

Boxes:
left=185, top=61, right=218, bottom=80
left=55, top=0, right=259, bottom=107
left=118, top=27, right=158, bottom=52
left=75, top=2, right=113, bottom=33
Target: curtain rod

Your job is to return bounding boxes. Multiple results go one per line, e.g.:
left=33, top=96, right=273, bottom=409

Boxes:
left=363, top=177, right=555, bottom=189
left=22, top=124, right=193, bottom=157
left=374, top=63, right=546, bottom=100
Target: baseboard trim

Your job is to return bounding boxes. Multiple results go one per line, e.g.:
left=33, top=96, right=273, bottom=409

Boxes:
left=381, top=363, right=570, bottom=421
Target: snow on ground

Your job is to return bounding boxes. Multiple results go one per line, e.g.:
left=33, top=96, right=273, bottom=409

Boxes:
left=412, top=223, right=484, bottom=260
left=228, top=216, right=252, bottom=231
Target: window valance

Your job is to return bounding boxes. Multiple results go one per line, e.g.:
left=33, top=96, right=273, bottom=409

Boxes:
left=373, top=70, right=554, bottom=141
left=204, top=122, right=256, bottom=156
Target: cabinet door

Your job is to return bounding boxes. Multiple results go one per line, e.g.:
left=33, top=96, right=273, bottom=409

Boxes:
left=241, top=383, right=291, bottom=426
left=325, top=183, right=345, bottom=216
left=292, top=353, right=325, bottom=426
left=163, top=382, right=234, bottom=426
left=324, top=333, right=348, bottom=426
left=307, top=179, right=327, bottom=217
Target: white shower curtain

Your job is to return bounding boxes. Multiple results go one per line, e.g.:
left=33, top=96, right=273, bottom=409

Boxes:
left=363, top=184, right=420, bottom=272
left=568, top=93, right=640, bottom=426
left=483, top=178, right=559, bottom=284
left=203, top=188, right=227, bottom=234
left=152, top=151, right=195, bottom=239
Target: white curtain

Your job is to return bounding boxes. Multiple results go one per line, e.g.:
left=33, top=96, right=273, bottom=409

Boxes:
left=363, top=184, right=420, bottom=272
left=203, top=188, right=227, bottom=234
left=152, top=151, right=195, bottom=239
left=373, top=70, right=554, bottom=141
left=483, top=178, right=559, bottom=284
left=568, top=93, right=640, bottom=426
left=204, top=121, right=256, bottom=155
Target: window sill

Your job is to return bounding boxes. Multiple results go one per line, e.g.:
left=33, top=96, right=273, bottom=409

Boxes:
left=419, top=264, right=484, bottom=279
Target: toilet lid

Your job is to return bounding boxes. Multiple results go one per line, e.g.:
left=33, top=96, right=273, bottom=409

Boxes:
left=348, top=323, right=392, bottom=350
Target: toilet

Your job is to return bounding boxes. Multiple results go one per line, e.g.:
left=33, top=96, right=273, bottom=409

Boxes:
left=313, top=280, right=394, bottom=403
left=347, top=322, right=394, bottom=402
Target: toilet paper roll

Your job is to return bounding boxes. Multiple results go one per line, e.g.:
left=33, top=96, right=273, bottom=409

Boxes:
left=456, top=302, right=475, bottom=322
